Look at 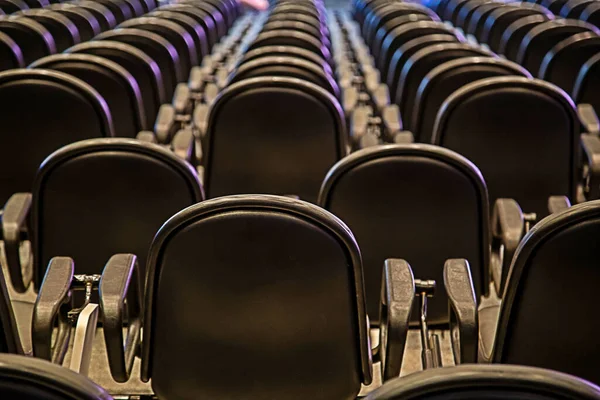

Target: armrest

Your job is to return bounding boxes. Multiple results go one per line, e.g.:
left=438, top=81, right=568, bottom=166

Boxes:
left=578, top=104, right=599, bottom=135
left=204, top=83, right=219, bottom=106
left=188, top=66, right=205, bottom=93
left=171, top=128, right=194, bottom=161
left=548, top=195, right=571, bottom=214
left=2, top=193, right=32, bottom=293
left=136, top=131, right=157, bottom=143
left=393, top=131, right=414, bottom=144
left=381, top=104, right=402, bottom=141
left=172, top=83, right=191, bottom=115
left=379, top=259, right=414, bottom=381
left=444, top=259, right=478, bottom=364
left=154, top=104, right=176, bottom=144
left=359, top=132, right=381, bottom=149
left=99, top=254, right=142, bottom=383
left=491, top=198, right=524, bottom=295
left=581, top=133, right=600, bottom=199
left=342, top=85, right=359, bottom=115
left=371, top=83, right=390, bottom=110
left=32, top=257, right=74, bottom=364
left=193, top=104, right=210, bottom=138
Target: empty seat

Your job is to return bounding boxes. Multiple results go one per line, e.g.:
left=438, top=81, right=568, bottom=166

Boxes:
left=498, top=14, right=549, bottom=61
left=3, top=138, right=203, bottom=293
left=319, top=144, right=489, bottom=325
left=365, top=364, right=600, bottom=399
left=573, top=52, right=600, bottom=116
left=0, top=31, right=23, bottom=71
left=431, top=76, right=578, bottom=218
left=0, top=354, right=113, bottom=399
left=413, top=57, right=530, bottom=141
left=47, top=4, right=102, bottom=41
left=0, top=69, right=113, bottom=211
left=146, top=10, right=209, bottom=58
left=0, top=16, right=56, bottom=65
left=17, top=10, right=80, bottom=53
left=67, top=40, right=165, bottom=128
left=240, top=45, right=332, bottom=75
left=67, top=1, right=117, bottom=32
left=204, top=77, right=347, bottom=202
left=157, top=4, right=218, bottom=48
left=31, top=53, right=147, bottom=137
left=248, top=30, right=332, bottom=67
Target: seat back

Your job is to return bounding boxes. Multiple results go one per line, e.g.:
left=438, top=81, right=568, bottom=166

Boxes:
left=319, top=144, right=489, bottom=325
left=365, top=364, right=600, bottom=399
left=0, top=354, right=112, bottom=399
left=0, top=69, right=113, bottom=206
left=573, top=52, right=600, bottom=114
left=31, top=53, right=147, bottom=137
left=498, top=14, right=548, bottom=61
left=414, top=57, right=530, bottom=141
left=494, top=201, right=600, bottom=384
left=17, top=10, right=81, bottom=53
left=0, top=17, right=56, bottom=65
left=204, top=77, right=346, bottom=202
left=141, top=195, right=371, bottom=400
left=32, top=138, right=203, bottom=288
left=0, top=31, right=23, bottom=71
left=47, top=5, right=102, bottom=41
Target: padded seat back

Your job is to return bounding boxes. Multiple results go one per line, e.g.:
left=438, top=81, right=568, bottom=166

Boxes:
left=141, top=195, right=371, bottom=400
left=32, top=138, right=203, bottom=288
left=494, top=201, right=600, bottom=384
left=240, top=45, right=331, bottom=75
left=432, top=77, right=578, bottom=218
left=0, top=31, right=23, bottom=71
left=47, top=5, right=102, bottom=41
left=17, top=10, right=81, bottom=52
left=498, top=15, right=548, bottom=61
left=0, top=17, right=56, bottom=65
left=319, top=144, right=489, bottom=325
left=0, top=69, right=113, bottom=206
left=157, top=4, right=218, bottom=48
left=204, top=77, right=346, bottom=202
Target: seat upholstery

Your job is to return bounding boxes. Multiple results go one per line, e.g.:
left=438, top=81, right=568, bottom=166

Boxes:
left=204, top=77, right=347, bottom=202
left=141, top=195, right=372, bottom=400
left=0, top=354, right=112, bottom=399
left=0, top=17, right=56, bottom=65
left=365, top=364, right=600, bottom=399
left=31, top=138, right=203, bottom=289
left=432, top=77, right=578, bottom=219
left=492, top=201, right=600, bottom=384
left=319, top=144, right=489, bottom=325
left=0, top=69, right=113, bottom=206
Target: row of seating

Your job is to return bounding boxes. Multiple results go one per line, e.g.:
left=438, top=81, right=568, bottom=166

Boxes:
left=0, top=0, right=599, bottom=398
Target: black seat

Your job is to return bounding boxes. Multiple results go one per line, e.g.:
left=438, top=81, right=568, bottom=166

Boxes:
left=454, top=0, right=488, bottom=31
left=92, top=0, right=132, bottom=24
left=146, top=10, right=209, bottom=59
left=240, top=45, right=332, bottom=75
left=67, top=40, right=165, bottom=128
left=157, top=4, right=218, bottom=49
left=31, top=53, right=147, bottom=137
left=380, top=21, right=458, bottom=83
left=482, top=3, right=553, bottom=53
left=395, top=43, right=491, bottom=122
left=119, top=17, right=199, bottom=79
left=539, top=32, right=600, bottom=94
left=262, top=20, right=324, bottom=42
left=386, top=33, right=461, bottom=101
left=0, top=16, right=56, bottom=65
left=0, top=69, right=113, bottom=210
left=0, top=0, right=27, bottom=14
left=67, top=1, right=117, bottom=32
left=248, top=30, right=332, bottom=67
left=466, top=2, right=505, bottom=40
left=432, top=76, right=578, bottom=218
left=17, top=10, right=80, bottom=53
left=204, top=77, right=346, bottom=202
left=365, top=364, right=600, bottom=399
left=177, top=1, right=226, bottom=38
left=581, top=2, right=600, bottom=29
left=413, top=57, right=530, bottom=141
left=0, top=31, right=24, bottom=71
left=13, top=138, right=203, bottom=292
left=560, top=0, right=595, bottom=18
left=232, top=56, right=339, bottom=98
left=573, top=52, right=600, bottom=117
left=498, top=14, right=549, bottom=61
left=95, top=28, right=182, bottom=101
left=540, top=0, right=569, bottom=14
left=0, top=354, right=112, bottom=399
left=319, top=144, right=489, bottom=325
left=137, top=195, right=373, bottom=399
left=267, top=11, right=324, bottom=31
left=47, top=4, right=102, bottom=41
left=517, top=19, right=598, bottom=77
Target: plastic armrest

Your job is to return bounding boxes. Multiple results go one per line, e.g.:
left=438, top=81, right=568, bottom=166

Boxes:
left=32, top=257, right=74, bottom=363
left=379, top=259, right=414, bottom=381
left=171, top=128, right=194, bottom=161
left=578, top=104, right=599, bottom=135
left=581, top=134, right=600, bottom=199
left=393, top=131, right=414, bottom=144
left=193, top=103, right=210, bottom=138
left=444, top=259, right=478, bottom=364
left=491, top=198, right=524, bottom=295
left=154, top=104, right=176, bottom=144
left=172, top=83, right=191, bottom=115
left=188, top=66, right=205, bottom=92
left=136, top=131, right=157, bottom=143
left=548, top=196, right=571, bottom=214
left=99, top=254, right=142, bottom=383
left=2, top=193, right=32, bottom=293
